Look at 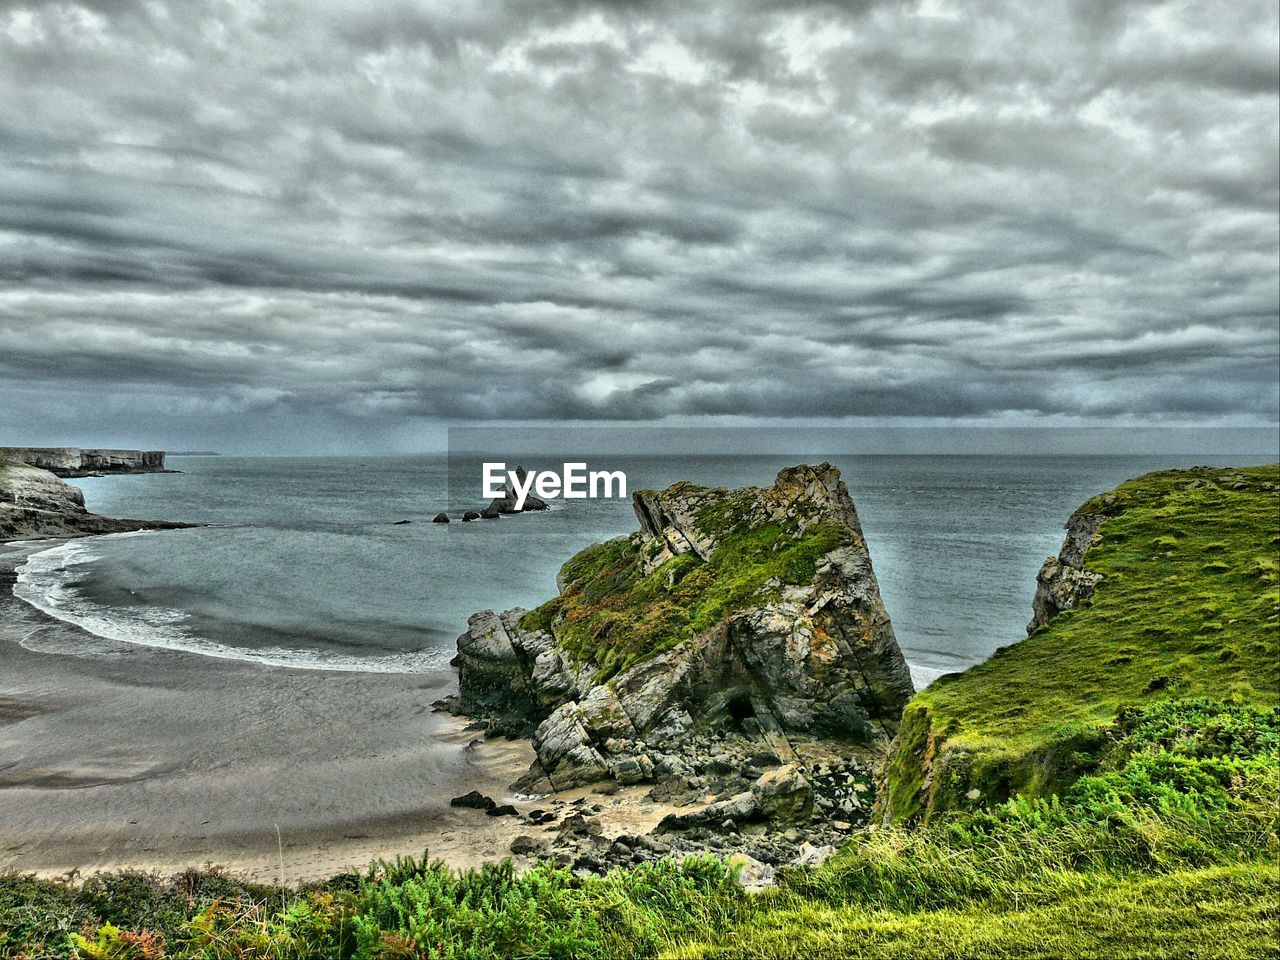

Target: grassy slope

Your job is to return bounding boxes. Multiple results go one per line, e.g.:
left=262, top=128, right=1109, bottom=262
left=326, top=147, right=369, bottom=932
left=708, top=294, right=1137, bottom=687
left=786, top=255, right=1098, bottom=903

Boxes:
left=674, top=696, right=1279, bottom=958
left=4, top=465, right=1277, bottom=959
left=884, top=464, right=1280, bottom=822
left=672, top=866, right=1278, bottom=960
left=7, top=698, right=1275, bottom=958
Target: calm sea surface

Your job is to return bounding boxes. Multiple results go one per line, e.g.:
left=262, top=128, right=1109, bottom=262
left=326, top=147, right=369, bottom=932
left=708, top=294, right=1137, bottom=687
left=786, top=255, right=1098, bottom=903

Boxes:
left=12, top=454, right=1264, bottom=687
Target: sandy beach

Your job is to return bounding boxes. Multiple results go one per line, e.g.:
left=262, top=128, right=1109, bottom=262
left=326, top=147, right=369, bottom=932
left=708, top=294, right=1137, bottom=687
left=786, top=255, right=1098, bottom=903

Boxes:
left=0, top=538, right=678, bottom=883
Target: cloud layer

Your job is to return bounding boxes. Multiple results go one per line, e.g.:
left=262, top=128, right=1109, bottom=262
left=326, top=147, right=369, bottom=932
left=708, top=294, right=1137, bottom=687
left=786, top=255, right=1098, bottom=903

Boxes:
left=2, top=0, right=1277, bottom=449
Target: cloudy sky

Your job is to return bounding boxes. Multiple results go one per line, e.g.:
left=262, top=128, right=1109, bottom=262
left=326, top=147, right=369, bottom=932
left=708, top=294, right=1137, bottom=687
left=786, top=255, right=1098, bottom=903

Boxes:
left=1, top=0, right=1277, bottom=453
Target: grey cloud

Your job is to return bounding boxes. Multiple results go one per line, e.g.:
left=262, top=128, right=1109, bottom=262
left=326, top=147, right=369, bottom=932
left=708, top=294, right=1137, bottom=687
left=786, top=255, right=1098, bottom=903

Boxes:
left=0, top=0, right=1275, bottom=452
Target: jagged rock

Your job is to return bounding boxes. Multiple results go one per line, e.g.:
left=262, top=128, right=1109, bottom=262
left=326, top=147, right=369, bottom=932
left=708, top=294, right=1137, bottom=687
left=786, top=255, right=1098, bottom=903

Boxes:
left=559, top=813, right=603, bottom=837
left=432, top=513, right=450, bottom=523
left=751, top=764, right=813, bottom=822
left=1028, top=514, right=1105, bottom=633
left=462, top=511, right=481, bottom=522
left=451, top=611, right=545, bottom=737
left=488, top=465, right=550, bottom=514
left=452, top=463, right=914, bottom=793
left=633, top=835, right=672, bottom=855
left=659, top=791, right=760, bottom=831
left=532, top=702, right=612, bottom=789
left=485, top=804, right=519, bottom=817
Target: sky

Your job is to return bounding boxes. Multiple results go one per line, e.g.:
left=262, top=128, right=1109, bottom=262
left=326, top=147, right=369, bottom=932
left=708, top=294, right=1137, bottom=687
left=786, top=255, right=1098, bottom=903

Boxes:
left=1, top=0, right=1277, bottom=454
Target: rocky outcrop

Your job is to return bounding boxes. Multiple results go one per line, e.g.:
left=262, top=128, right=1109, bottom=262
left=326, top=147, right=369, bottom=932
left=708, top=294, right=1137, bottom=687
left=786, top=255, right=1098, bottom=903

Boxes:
left=452, top=463, right=914, bottom=799
left=1027, top=512, right=1105, bottom=633
left=487, top=465, right=549, bottom=514
left=430, top=466, right=550, bottom=523
left=0, top=459, right=189, bottom=542
left=0, top=447, right=168, bottom=477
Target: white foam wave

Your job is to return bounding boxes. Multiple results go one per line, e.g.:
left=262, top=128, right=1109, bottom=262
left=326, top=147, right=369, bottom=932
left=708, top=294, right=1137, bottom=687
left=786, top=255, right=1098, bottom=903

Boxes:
left=13, top=539, right=449, bottom=674
left=907, top=662, right=952, bottom=690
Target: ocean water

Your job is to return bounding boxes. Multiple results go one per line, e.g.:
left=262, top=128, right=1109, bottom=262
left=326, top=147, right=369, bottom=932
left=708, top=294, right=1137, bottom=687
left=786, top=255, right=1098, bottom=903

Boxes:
left=12, top=454, right=1262, bottom=687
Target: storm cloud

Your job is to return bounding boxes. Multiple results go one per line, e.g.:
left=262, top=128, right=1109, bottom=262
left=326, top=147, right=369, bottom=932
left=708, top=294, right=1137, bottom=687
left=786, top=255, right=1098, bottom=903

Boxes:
left=1, top=0, right=1276, bottom=450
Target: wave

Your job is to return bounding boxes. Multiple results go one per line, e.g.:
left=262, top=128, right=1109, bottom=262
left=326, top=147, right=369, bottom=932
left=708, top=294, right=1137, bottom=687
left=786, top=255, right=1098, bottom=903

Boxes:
left=13, top=538, right=450, bottom=674
left=906, top=662, right=951, bottom=690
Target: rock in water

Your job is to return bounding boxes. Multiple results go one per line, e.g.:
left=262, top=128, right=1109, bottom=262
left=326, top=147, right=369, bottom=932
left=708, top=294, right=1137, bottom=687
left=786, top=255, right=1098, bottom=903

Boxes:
left=488, top=465, right=549, bottom=513
left=452, top=462, right=914, bottom=790
left=432, top=513, right=450, bottom=524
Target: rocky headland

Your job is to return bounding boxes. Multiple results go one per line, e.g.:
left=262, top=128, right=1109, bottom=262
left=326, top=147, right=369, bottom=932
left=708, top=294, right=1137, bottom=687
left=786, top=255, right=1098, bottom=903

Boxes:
left=445, top=462, right=915, bottom=872
left=0, top=458, right=190, bottom=542
left=0, top=447, right=171, bottom=477
left=879, top=464, right=1279, bottom=826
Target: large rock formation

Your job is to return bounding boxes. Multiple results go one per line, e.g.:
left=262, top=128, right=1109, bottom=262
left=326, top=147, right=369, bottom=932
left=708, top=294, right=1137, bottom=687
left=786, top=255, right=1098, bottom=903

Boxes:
left=0, top=447, right=167, bottom=477
left=452, top=463, right=914, bottom=793
left=0, top=459, right=188, bottom=542
left=1027, top=512, right=1105, bottom=633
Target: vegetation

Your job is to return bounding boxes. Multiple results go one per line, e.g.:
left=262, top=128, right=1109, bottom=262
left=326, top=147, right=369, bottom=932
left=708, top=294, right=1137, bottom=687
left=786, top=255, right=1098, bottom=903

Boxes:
left=3, top=465, right=1276, bottom=957
left=2, top=856, right=747, bottom=959
left=519, top=484, right=848, bottom=680
left=883, top=464, right=1280, bottom=822
left=3, top=698, right=1274, bottom=958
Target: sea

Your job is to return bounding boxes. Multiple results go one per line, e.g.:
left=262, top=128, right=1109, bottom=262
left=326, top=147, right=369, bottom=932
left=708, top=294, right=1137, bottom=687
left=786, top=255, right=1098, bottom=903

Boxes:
left=11, top=453, right=1268, bottom=689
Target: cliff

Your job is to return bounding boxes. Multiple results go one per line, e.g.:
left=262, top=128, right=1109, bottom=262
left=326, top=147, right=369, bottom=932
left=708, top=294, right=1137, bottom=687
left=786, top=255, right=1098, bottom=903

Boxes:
left=0, top=459, right=189, bottom=542
left=452, top=463, right=914, bottom=798
left=0, top=447, right=168, bottom=477
left=879, top=463, right=1280, bottom=824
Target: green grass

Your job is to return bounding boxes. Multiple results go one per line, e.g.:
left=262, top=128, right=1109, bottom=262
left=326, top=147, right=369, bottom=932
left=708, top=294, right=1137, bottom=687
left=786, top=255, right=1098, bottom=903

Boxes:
left=668, top=865, right=1278, bottom=959
left=672, top=696, right=1280, bottom=958
left=1, top=857, right=748, bottom=959
left=4, top=465, right=1277, bottom=958
left=4, top=698, right=1275, bottom=958
left=883, top=464, right=1280, bottom=822
left=518, top=485, right=850, bottom=680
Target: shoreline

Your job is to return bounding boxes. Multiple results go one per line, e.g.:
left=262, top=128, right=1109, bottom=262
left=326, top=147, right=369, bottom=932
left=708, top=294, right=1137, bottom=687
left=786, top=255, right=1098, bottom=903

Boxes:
left=0, top=540, right=540, bottom=882
left=0, top=538, right=687, bottom=884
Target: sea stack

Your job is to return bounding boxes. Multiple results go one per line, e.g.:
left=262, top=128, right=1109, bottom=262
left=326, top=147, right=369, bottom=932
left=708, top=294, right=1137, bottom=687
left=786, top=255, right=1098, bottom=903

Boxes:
left=452, top=463, right=914, bottom=793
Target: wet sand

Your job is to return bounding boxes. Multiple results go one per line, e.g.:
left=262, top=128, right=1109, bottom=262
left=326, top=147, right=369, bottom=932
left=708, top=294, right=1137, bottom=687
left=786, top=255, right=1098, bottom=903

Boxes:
left=0, top=539, right=555, bottom=882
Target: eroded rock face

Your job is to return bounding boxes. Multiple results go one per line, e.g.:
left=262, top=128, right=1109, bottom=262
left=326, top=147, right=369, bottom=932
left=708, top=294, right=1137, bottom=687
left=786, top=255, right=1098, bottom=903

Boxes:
left=1028, top=513, right=1105, bottom=633
left=0, top=459, right=188, bottom=542
left=453, top=463, right=914, bottom=793
left=0, top=447, right=166, bottom=477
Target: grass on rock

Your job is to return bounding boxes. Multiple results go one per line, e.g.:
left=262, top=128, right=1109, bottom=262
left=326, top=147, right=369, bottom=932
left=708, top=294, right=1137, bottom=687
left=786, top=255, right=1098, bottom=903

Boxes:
left=884, top=463, right=1280, bottom=822
left=3, top=465, right=1276, bottom=958
left=520, top=485, right=848, bottom=680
